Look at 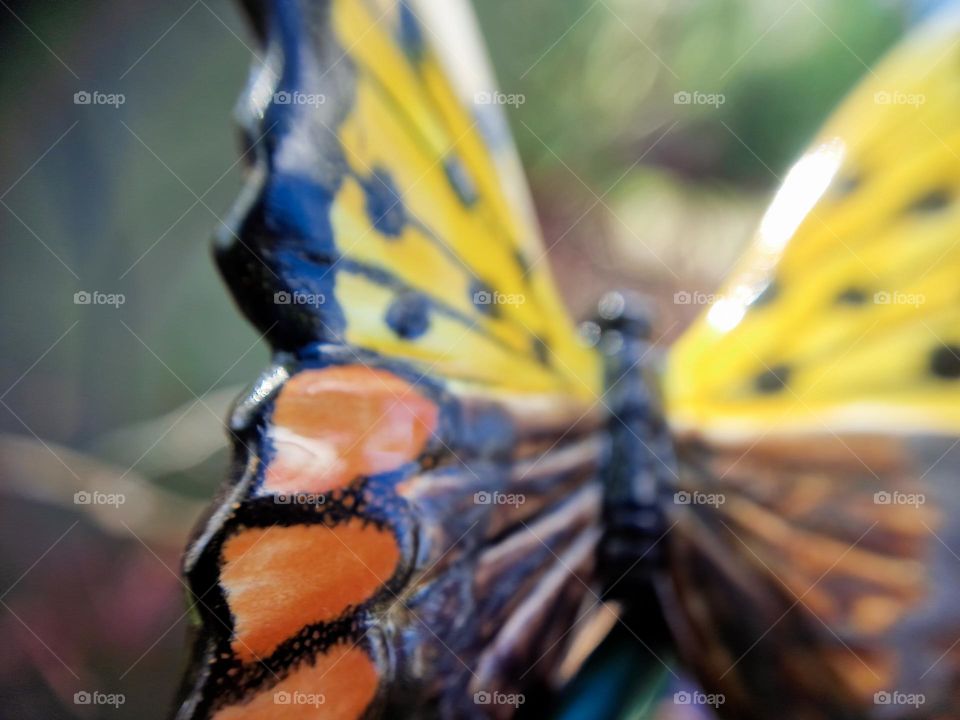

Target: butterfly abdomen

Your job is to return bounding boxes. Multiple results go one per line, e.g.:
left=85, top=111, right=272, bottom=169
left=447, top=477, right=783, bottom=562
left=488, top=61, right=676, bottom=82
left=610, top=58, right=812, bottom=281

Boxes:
left=591, top=292, right=676, bottom=597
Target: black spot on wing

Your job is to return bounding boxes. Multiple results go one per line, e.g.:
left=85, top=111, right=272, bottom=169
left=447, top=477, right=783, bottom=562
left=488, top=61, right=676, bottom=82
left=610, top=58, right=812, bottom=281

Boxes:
left=397, top=2, right=425, bottom=63
left=532, top=336, right=551, bottom=366
left=470, top=280, right=500, bottom=318
left=751, top=281, right=779, bottom=308
left=930, top=345, right=960, bottom=379
left=444, top=157, right=478, bottom=207
left=835, top=287, right=869, bottom=306
left=754, top=364, right=791, bottom=394
left=514, top=249, right=532, bottom=278
left=908, top=188, right=952, bottom=214
left=363, top=169, right=406, bottom=238
left=386, top=292, right=431, bottom=339
left=832, top=174, right=861, bottom=198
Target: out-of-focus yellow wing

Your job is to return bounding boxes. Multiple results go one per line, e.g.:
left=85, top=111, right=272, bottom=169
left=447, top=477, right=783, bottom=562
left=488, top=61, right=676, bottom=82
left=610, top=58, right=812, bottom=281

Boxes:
left=221, top=0, right=601, bottom=401
left=659, top=14, right=960, bottom=720
left=665, top=15, right=960, bottom=438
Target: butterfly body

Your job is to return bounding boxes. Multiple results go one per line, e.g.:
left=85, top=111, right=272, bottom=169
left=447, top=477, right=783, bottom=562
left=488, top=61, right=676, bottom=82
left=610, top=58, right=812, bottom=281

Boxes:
left=593, top=293, right=676, bottom=599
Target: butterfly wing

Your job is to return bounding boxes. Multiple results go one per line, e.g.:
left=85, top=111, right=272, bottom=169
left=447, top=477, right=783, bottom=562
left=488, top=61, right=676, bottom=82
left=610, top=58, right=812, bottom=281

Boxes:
left=174, top=1, right=610, bottom=719
left=663, top=14, right=960, bottom=719
left=218, top=0, right=597, bottom=399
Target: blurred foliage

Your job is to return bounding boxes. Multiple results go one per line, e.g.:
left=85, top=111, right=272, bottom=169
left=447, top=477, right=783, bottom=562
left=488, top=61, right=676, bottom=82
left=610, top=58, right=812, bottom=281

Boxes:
left=0, top=0, right=253, bottom=451
left=476, top=0, right=907, bottom=188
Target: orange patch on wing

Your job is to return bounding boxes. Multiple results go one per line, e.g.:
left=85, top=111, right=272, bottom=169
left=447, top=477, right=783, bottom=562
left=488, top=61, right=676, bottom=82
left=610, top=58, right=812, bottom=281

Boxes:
left=220, top=521, right=399, bottom=662
left=263, top=366, right=438, bottom=495
left=213, top=643, right=379, bottom=720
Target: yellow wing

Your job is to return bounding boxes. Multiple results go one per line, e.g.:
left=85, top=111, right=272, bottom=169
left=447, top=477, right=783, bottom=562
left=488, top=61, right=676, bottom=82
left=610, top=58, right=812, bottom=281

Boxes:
left=220, top=0, right=600, bottom=401
left=665, top=14, right=960, bottom=438
left=660, top=13, right=960, bottom=719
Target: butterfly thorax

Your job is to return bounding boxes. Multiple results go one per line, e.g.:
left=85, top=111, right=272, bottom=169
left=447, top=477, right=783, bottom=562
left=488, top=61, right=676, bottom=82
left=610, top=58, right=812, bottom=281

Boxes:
left=590, top=291, right=676, bottom=599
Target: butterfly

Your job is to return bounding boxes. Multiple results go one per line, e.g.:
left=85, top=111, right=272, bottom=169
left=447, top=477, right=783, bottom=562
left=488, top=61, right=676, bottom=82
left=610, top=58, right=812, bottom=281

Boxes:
left=172, top=1, right=960, bottom=719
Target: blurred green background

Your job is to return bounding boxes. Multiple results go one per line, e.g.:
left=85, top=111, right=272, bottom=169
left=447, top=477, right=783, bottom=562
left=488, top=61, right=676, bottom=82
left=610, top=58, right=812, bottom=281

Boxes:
left=0, top=0, right=919, bottom=717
